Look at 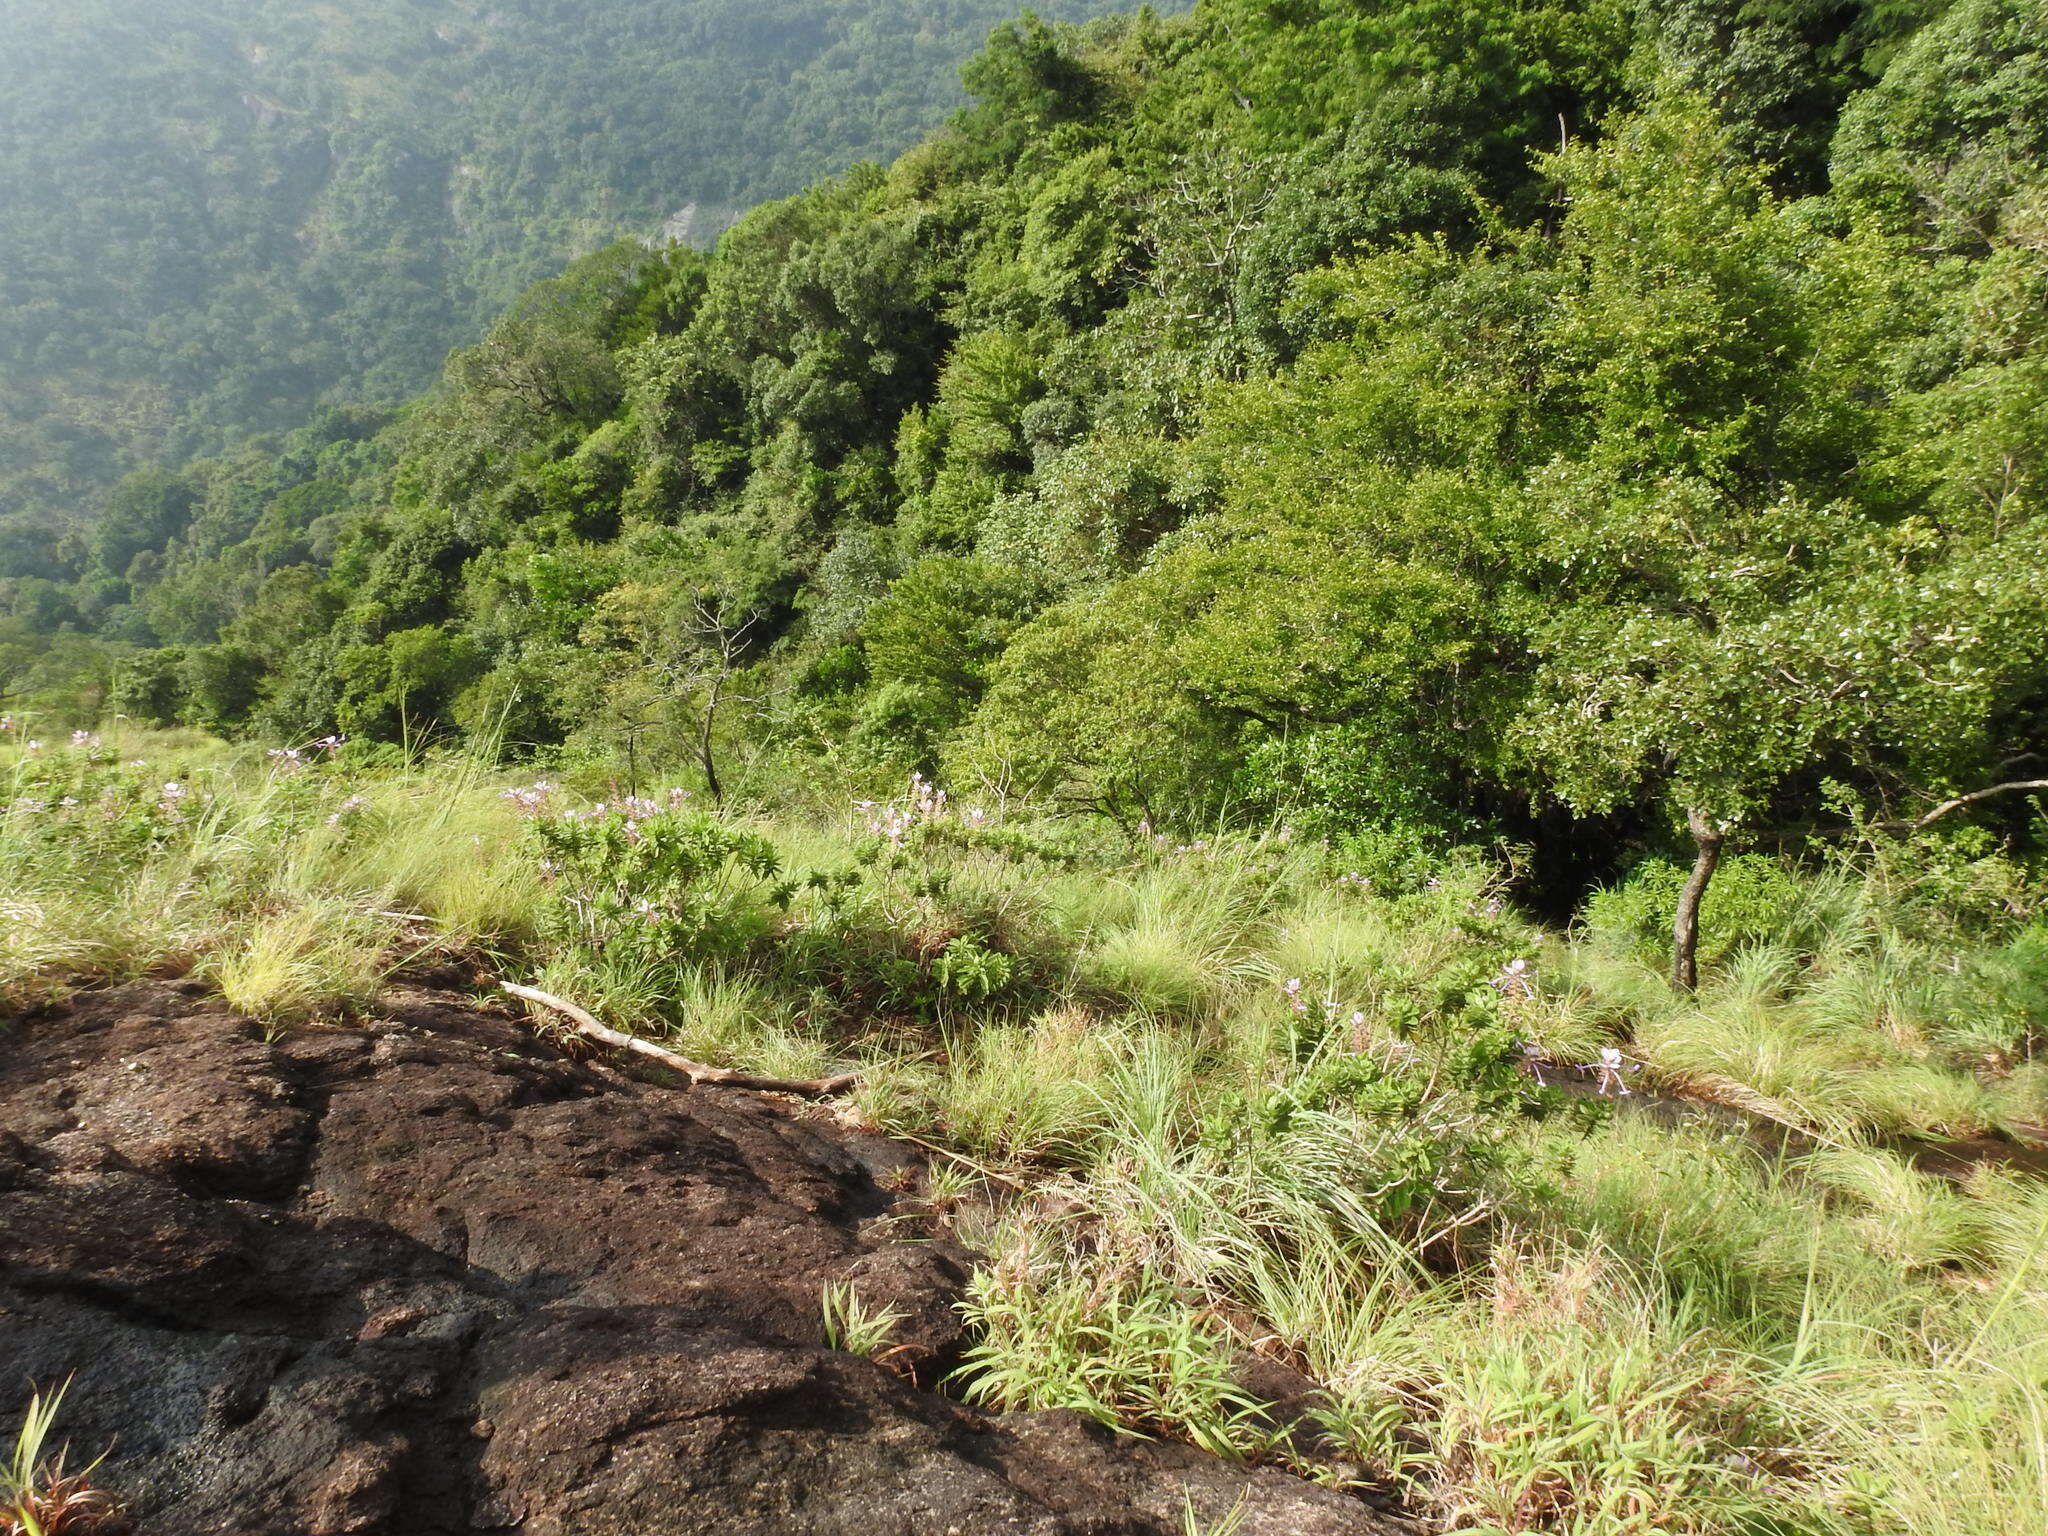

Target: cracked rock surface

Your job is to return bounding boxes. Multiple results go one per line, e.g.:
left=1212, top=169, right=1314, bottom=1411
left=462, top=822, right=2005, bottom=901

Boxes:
left=0, top=981, right=1414, bottom=1536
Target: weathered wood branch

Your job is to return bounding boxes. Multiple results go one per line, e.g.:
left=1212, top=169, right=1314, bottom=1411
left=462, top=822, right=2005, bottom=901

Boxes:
left=500, top=981, right=858, bottom=1097
left=1875, top=778, right=2048, bottom=833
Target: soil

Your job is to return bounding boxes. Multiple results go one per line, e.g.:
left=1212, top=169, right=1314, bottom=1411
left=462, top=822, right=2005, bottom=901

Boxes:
left=0, top=980, right=1414, bottom=1536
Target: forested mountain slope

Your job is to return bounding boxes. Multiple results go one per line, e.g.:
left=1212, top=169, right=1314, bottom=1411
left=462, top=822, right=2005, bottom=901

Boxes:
left=0, top=0, right=1139, bottom=574
left=10, top=0, right=2047, bottom=909
left=7, top=8, right=2048, bottom=1527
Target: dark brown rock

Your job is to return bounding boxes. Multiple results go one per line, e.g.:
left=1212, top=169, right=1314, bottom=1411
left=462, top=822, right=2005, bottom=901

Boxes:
left=0, top=982, right=1414, bottom=1536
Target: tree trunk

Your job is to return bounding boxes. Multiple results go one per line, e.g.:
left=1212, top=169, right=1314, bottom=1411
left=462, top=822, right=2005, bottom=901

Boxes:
left=693, top=670, right=726, bottom=808
left=1672, top=808, right=1725, bottom=993
left=698, top=713, right=722, bottom=807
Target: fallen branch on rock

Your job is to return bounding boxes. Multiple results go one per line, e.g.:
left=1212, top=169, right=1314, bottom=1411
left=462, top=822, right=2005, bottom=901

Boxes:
left=499, top=980, right=859, bottom=1097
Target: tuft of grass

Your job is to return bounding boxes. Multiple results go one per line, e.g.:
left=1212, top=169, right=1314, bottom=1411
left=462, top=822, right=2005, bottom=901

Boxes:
left=194, top=900, right=385, bottom=1027
left=928, top=1007, right=1124, bottom=1164
left=0, top=890, right=110, bottom=1010
left=316, top=777, right=545, bottom=946
left=1071, top=862, right=1273, bottom=1018
left=1178, top=1489, right=1249, bottom=1536
left=819, top=1281, right=908, bottom=1359
left=662, top=963, right=778, bottom=1062
left=1804, top=1146, right=1990, bottom=1272
left=958, top=1233, right=1262, bottom=1460
left=1419, top=1244, right=1825, bottom=1536
left=3, top=1383, right=124, bottom=1536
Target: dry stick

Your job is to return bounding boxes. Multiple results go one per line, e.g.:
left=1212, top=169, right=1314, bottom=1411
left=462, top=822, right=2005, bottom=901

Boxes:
left=883, top=1126, right=1033, bottom=1192
left=499, top=980, right=859, bottom=1097
left=508, top=983, right=1024, bottom=1189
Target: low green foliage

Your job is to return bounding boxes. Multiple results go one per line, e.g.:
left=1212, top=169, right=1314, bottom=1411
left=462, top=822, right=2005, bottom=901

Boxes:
left=526, top=793, right=789, bottom=962
left=2, top=1384, right=64, bottom=1517
left=5, top=731, right=2048, bottom=1536
left=1581, top=855, right=1836, bottom=970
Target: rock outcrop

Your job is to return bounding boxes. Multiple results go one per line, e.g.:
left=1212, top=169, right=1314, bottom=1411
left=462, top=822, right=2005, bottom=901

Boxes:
left=0, top=981, right=1413, bottom=1536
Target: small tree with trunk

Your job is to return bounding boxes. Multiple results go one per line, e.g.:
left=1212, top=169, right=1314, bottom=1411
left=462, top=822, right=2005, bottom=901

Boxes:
left=1491, top=97, right=2048, bottom=990
left=1516, top=534, right=2048, bottom=990
left=653, top=599, right=759, bottom=809
left=585, top=582, right=762, bottom=807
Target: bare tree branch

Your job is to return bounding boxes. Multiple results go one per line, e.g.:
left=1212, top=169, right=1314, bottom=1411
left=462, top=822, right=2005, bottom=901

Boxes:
left=1874, top=779, right=2048, bottom=833
left=502, top=981, right=858, bottom=1096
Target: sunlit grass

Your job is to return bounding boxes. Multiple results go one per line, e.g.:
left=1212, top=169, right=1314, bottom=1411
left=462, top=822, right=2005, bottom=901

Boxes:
left=819, top=1281, right=908, bottom=1359
left=927, top=1005, right=1124, bottom=1164
left=193, top=899, right=385, bottom=1026
left=6, top=731, right=2048, bottom=1536
left=1073, top=869, right=1271, bottom=1017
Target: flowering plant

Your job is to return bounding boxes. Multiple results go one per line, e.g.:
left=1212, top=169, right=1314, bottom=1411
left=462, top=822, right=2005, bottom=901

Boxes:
left=3, top=733, right=204, bottom=861
left=525, top=795, right=790, bottom=962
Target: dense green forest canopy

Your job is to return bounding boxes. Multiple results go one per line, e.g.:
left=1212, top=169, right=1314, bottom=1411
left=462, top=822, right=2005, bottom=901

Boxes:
left=0, top=0, right=1142, bottom=570
left=7, top=0, right=2045, bottom=919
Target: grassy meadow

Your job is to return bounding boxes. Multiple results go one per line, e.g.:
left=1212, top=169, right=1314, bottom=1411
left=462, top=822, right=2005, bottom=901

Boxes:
left=4, top=725, right=2047, bottom=1536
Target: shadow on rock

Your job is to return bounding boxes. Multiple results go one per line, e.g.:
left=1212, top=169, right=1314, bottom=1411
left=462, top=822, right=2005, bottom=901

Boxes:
left=0, top=980, right=1413, bottom=1536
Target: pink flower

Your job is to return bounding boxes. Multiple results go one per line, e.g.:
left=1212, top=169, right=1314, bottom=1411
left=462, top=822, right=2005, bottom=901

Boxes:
left=326, top=795, right=367, bottom=826
left=502, top=780, right=558, bottom=817
left=1586, top=1046, right=1639, bottom=1096
left=1489, top=958, right=1535, bottom=999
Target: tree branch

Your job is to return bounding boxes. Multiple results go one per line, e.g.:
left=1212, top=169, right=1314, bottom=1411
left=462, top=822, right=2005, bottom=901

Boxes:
left=500, top=981, right=858, bottom=1096
left=1874, top=779, right=2048, bottom=833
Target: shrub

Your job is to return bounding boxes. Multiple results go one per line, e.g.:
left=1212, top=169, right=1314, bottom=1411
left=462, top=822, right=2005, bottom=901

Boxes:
left=1581, top=854, right=1830, bottom=970
left=526, top=798, right=789, bottom=964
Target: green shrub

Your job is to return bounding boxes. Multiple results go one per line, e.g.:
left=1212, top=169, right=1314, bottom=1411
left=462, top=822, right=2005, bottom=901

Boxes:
left=527, top=799, right=789, bottom=964
left=1582, top=854, right=1829, bottom=970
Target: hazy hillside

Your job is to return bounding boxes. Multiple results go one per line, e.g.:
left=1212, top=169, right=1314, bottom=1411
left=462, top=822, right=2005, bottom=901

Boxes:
left=24, top=0, right=2039, bottom=899
left=0, top=0, right=1142, bottom=568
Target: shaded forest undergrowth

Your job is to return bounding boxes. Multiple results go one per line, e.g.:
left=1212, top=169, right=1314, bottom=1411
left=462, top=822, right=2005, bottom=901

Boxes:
left=6, top=729, right=2047, bottom=1536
